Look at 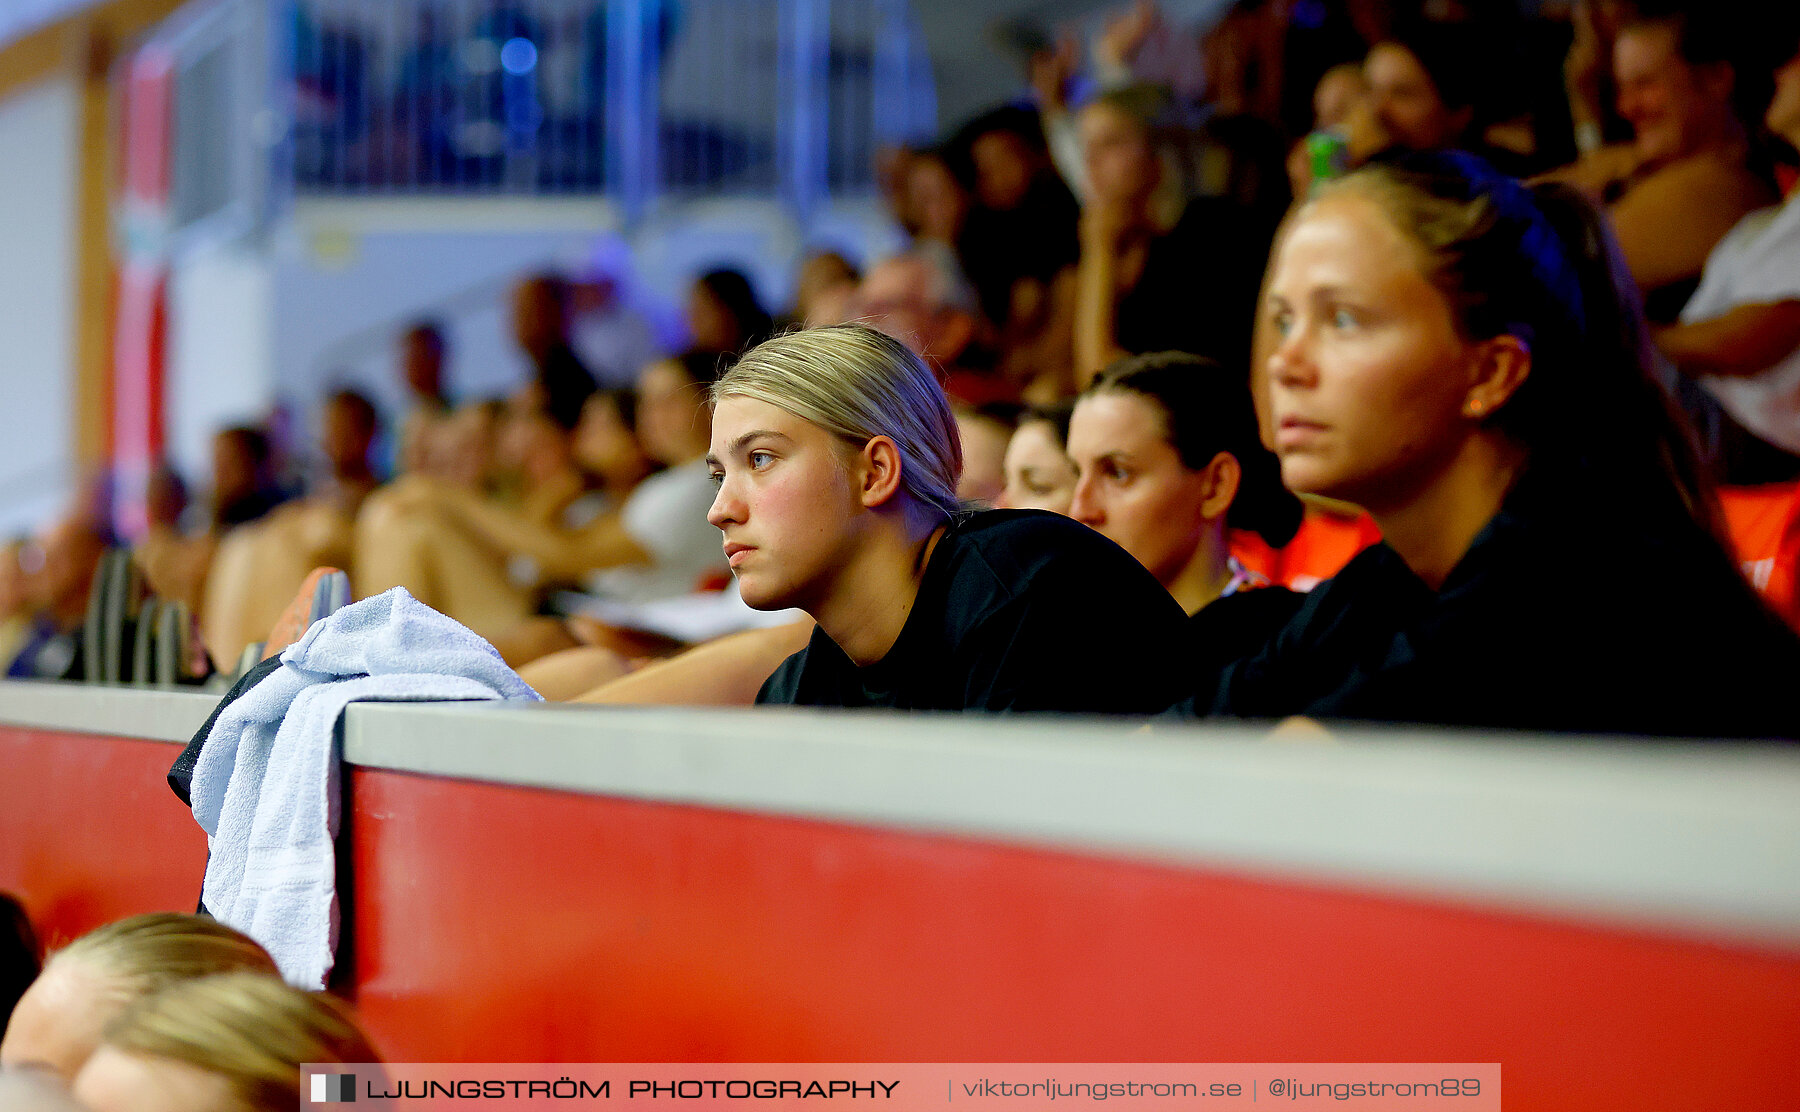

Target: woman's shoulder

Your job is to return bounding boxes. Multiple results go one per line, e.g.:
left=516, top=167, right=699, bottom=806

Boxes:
left=930, top=509, right=1185, bottom=623
left=945, top=508, right=1142, bottom=571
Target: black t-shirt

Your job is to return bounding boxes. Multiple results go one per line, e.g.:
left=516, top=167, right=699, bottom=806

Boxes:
left=1176, top=473, right=1800, bottom=739
left=757, top=509, right=1193, bottom=713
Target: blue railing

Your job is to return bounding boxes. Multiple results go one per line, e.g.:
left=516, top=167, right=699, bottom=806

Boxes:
left=280, top=0, right=936, bottom=211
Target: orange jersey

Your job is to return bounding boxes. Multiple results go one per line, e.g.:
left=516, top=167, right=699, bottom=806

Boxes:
left=1230, top=507, right=1382, bottom=593
left=1717, top=481, right=1800, bottom=631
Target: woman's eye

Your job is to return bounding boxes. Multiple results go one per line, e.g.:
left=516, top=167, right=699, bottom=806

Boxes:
left=707, top=470, right=724, bottom=489
left=1270, top=311, right=1292, bottom=338
left=748, top=451, right=774, bottom=468
left=1331, top=307, right=1359, bottom=330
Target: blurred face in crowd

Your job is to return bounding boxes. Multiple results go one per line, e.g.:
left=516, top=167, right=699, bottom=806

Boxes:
left=998, top=419, right=1078, bottom=515
left=574, top=392, right=646, bottom=486
left=321, top=398, right=375, bottom=473
left=210, top=432, right=259, bottom=505
left=73, top=1046, right=238, bottom=1112
left=687, top=282, right=739, bottom=354
left=1067, top=390, right=1217, bottom=589
left=1, top=960, right=113, bottom=1081
left=401, top=328, right=443, bottom=399
left=953, top=410, right=1010, bottom=507
left=1768, top=49, right=1800, bottom=144
left=510, top=277, right=566, bottom=357
left=427, top=403, right=499, bottom=488
left=1263, top=192, right=1483, bottom=513
left=1079, top=102, right=1158, bottom=206
left=706, top=396, right=862, bottom=613
left=1313, top=65, right=1368, bottom=131
left=848, top=258, right=972, bottom=364
left=904, top=157, right=968, bottom=244
left=1363, top=43, right=1465, bottom=151
left=970, top=130, right=1035, bottom=210
left=635, top=359, right=709, bottom=466
left=1614, top=23, right=1734, bottom=166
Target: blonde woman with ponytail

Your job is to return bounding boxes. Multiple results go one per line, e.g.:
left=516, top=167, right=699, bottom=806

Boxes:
left=707, top=323, right=1192, bottom=711
left=1, top=914, right=277, bottom=1081
left=72, top=973, right=380, bottom=1112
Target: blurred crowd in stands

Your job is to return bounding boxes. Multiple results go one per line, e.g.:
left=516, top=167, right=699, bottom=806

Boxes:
left=7, top=0, right=1800, bottom=729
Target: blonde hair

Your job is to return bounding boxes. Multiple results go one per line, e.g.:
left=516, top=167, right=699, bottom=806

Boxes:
left=53, top=913, right=279, bottom=1010
left=101, top=973, right=380, bottom=1111
left=713, top=324, right=963, bottom=520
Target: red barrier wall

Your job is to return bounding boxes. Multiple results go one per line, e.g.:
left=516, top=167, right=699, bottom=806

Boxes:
left=0, top=728, right=207, bottom=945
left=3, top=721, right=1797, bottom=1112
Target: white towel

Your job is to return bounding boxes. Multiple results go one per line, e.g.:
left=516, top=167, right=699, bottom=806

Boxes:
left=188, top=587, right=540, bottom=988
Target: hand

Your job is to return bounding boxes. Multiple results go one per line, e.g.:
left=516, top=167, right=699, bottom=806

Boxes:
left=1029, top=32, right=1081, bottom=113
left=1079, top=195, right=1135, bottom=252
left=1563, top=0, right=1605, bottom=121
left=1098, top=0, right=1160, bottom=71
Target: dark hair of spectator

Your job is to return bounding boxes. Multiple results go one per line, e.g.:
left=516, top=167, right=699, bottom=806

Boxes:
left=1019, top=400, right=1075, bottom=449
left=696, top=270, right=774, bottom=352
left=1086, top=351, right=1303, bottom=547
left=0, top=892, right=39, bottom=1032
left=326, top=389, right=379, bottom=437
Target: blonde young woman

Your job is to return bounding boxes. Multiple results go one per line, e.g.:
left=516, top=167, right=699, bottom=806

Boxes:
left=72, top=973, right=379, bottom=1112
left=707, top=323, right=1192, bottom=711
left=1183, top=151, right=1800, bottom=737
left=0, top=914, right=277, bottom=1082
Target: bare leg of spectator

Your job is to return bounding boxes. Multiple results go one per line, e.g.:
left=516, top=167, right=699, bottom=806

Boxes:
left=354, top=490, right=535, bottom=643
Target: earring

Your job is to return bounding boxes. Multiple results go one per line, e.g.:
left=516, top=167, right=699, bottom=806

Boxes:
left=1464, top=398, right=1486, bottom=418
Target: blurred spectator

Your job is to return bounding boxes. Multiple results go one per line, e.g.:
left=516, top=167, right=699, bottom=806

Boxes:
left=1352, top=19, right=1531, bottom=174
left=790, top=251, right=860, bottom=330
left=568, top=238, right=667, bottom=388
left=511, top=273, right=599, bottom=430
left=1656, top=23, right=1800, bottom=482
left=72, top=973, right=379, bottom=1112
left=847, top=250, right=995, bottom=403
left=0, top=913, right=276, bottom=1082
left=201, top=391, right=383, bottom=667
left=1074, top=85, right=1277, bottom=383
left=896, top=148, right=971, bottom=249
left=953, top=404, right=1019, bottom=507
left=396, top=321, right=451, bottom=478
left=949, top=105, right=1082, bottom=354
left=5, top=512, right=105, bottom=681
left=133, top=463, right=213, bottom=616
left=998, top=402, right=1078, bottom=514
left=686, top=269, right=773, bottom=357
left=209, top=428, right=286, bottom=531
left=1540, top=2, right=1777, bottom=321
left=1, top=892, right=38, bottom=1036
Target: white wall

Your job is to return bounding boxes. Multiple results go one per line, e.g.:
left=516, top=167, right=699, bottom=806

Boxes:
left=166, top=243, right=276, bottom=484
left=0, top=76, right=77, bottom=538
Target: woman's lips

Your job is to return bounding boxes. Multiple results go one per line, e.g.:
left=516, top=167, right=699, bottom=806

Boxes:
left=1276, top=416, right=1327, bottom=447
left=724, top=542, right=753, bottom=568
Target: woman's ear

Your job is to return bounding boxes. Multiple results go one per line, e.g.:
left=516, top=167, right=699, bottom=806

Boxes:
left=858, top=435, right=906, bottom=508
left=1199, top=451, right=1241, bottom=521
left=1463, top=334, right=1532, bottom=420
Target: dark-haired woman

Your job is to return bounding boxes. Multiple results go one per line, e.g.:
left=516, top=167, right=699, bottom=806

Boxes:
left=1183, top=152, right=1800, bottom=738
left=1069, top=352, right=1301, bottom=616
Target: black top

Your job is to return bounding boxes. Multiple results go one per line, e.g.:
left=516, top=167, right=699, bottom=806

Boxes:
left=1178, top=473, right=1800, bottom=739
left=1115, top=197, right=1277, bottom=371
left=757, top=510, right=1193, bottom=713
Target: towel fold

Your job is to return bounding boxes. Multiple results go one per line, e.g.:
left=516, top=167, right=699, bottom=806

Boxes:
left=187, top=587, right=539, bottom=988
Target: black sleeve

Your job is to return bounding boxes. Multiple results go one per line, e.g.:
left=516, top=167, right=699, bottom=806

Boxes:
left=167, top=655, right=285, bottom=805
left=957, top=545, right=1196, bottom=714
